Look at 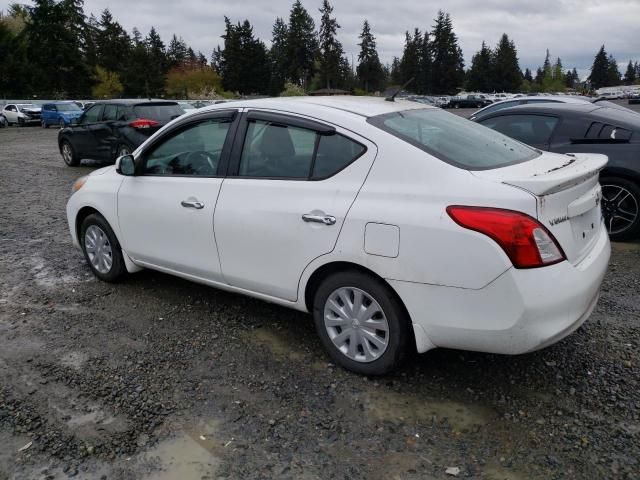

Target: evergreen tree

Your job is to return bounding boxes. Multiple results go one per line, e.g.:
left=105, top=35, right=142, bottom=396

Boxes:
left=416, top=31, right=432, bottom=94
left=389, top=56, right=402, bottom=84
left=286, top=0, right=317, bottom=89
left=167, top=34, right=188, bottom=67
left=399, top=29, right=421, bottom=86
left=623, top=60, right=636, bottom=84
left=145, top=26, right=167, bottom=97
left=96, top=9, right=131, bottom=75
left=534, top=67, right=544, bottom=86
left=317, top=0, right=344, bottom=89
left=217, top=18, right=270, bottom=94
left=606, top=54, right=621, bottom=86
left=491, top=34, right=521, bottom=92
left=523, top=68, right=533, bottom=83
left=466, top=41, right=492, bottom=92
left=269, top=17, right=288, bottom=95
left=588, top=45, right=610, bottom=89
left=123, top=27, right=149, bottom=96
left=356, top=20, right=384, bottom=92
left=430, top=11, right=464, bottom=94
left=552, top=57, right=564, bottom=83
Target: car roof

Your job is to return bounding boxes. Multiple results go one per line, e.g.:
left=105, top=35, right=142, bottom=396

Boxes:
left=95, top=99, right=179, bottom=105
left=480, top=102, right=604, bottom=117
left=201, top=96, right=429, bottom=119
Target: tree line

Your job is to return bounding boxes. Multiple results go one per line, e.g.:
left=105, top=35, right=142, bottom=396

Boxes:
left=1, top=0, right=638, bottom=99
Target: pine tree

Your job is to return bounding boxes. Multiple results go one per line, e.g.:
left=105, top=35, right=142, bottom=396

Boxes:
left=123, top=27, right=150, bottom=97
left=356, top=20, right=384, bottom=92
left=606, top=54, right=621, bottom=86
left=399, top=29, right=421, bottom=87
left=588, top=45, right=610, bottom=89
left=286, top=0, right=317, bottom=89
left=167, top=34, right=188, bottom=68
left=389, top=56, right=402, bottom=84
left=269, top=17, right=288, bottom=95
left=317, top=0, right=344, bottom=90
left=552, top=57, right=564, bottom=83
left=466, top=41, right=492, bottom=92
left=96, top=9, right=131, bottom=75
left=523, top=68, right=533, bottom=83
left=145, top=27, right=167, bottom=97
left=416, top=31, right=432, bottom=94
left=490, top=34, right=521, bottom=92
left=534, top=67, right=544, bottom=86
left=623, top=61, right=636, bottom=85
left=430, top=11, right=464, bottom=94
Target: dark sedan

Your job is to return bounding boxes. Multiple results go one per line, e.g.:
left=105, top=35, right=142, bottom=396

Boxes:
left=447, top=95, right=492, bottom=109
left=58, top=100, right=184, bottom=166
left=474, top=103, right=640, bottom=240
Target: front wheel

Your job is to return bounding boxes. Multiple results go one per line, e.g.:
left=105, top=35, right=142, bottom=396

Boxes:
left=312, top=271, right=411, bottom=375
left=80, top=213, right=127, bottom=282
left=61, top=140, right=80, bottom=167
left=601, top=177, right=640, bottom=241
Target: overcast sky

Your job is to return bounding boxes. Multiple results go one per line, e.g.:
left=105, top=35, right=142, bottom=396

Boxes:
left=8, top=0, right=640, bottom=80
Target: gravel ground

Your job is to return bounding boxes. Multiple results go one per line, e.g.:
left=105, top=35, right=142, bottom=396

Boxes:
left=0, top=103, right=639, bottom=480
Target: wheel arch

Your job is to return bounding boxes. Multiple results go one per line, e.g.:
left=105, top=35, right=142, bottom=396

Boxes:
left=302, top=260, right=418, bottom=351
left=600, top=166, right=640, bottom=185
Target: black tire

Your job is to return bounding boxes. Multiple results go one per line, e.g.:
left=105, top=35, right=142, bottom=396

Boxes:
left=115, top=144, right=132, bottom=160
left=80, top=213, right=127, bottom=282
left=59, top=118, right=65, bottom=128
left=600, top=177, right=640, bottom=241
left=18, top=117, right=24, bottom=127
left=312, top=270, right=411, bottom=375
left=61, top=140, right=80, bottom=167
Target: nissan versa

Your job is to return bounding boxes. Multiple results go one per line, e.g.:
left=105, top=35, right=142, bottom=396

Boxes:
left=66, top=97, right=610, bottom=374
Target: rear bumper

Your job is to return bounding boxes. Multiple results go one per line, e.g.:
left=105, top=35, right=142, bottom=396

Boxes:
left=390, top=226, right=611, bottom=354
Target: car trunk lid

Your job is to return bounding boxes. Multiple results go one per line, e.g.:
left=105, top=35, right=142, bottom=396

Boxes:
left=472, top=152, right=608, bottom=264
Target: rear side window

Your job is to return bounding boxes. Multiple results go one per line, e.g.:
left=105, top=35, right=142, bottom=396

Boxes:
left=480, top=114, right=559, bottom=145
left=133, top=103, right=184, bottom=123
left=238, top=119, right=366, bottom=179
left=584, top=122, right=632, bottom=141
left=102, top=104, right=118, bottom=121
left=82, top=104, right=103, bottom=123
left=368, top=108, right=538, bottom=170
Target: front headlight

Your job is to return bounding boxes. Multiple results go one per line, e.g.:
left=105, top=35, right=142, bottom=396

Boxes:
left=71, top=175, right=88, bottom=194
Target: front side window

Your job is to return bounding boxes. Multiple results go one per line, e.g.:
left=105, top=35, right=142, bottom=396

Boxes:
left=238, top=118, right=366, bottom=179
left=6, top=105, right=16, bottom=111
left=480, top=114, right=559, bottom=145
left=57, top=103, right=81, bottom=112
left=368, top=108, right=539, bottom=170
left=82, top=104, right=103, bottom=123
left=142, top=118, right=231, bottom=176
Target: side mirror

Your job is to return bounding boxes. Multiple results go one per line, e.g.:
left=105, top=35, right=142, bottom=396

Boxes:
left=115, top=154, right=136, bottom=176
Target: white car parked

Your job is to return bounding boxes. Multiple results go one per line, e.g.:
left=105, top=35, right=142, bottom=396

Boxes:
left=1, top=103, right=42, bottom=126
left=66, top=97, right=610, bottom=374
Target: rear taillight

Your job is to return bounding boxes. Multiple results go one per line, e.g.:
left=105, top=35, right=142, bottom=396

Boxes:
left=446, top=206, right=565, bottom=268
left=128, top=118, right=159, bottom=129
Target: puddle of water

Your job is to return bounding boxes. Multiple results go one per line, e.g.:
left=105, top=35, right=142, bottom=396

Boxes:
left=248, top=327, right=306, bottom=361
left=140, top=426, right=221, bottom=480
left=356, top=389, right=493, bottom=433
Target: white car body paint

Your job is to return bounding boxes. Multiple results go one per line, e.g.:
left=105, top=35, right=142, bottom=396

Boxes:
left=66, top=96, right=610, bottom=357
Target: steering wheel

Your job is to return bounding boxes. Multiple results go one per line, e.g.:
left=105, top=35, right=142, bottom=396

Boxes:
left=184, top=150, right=217, bottom=175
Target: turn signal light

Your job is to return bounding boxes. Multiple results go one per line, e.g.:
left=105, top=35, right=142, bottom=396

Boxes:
left=446, top=206, right=565, bottom=268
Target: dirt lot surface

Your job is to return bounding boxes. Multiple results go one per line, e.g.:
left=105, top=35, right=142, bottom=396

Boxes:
left=1, top=103, right=639, bottom=480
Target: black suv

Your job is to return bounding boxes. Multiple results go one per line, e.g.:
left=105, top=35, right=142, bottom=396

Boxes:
left=58, top=100, right=184, bottom=166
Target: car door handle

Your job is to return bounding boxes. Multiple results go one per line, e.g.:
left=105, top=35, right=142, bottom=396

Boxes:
left=181, top=200, right=205, bottom=209
left=302, top=213, right=336, bottom=225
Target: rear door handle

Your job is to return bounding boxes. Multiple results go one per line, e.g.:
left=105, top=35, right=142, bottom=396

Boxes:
left=181, top=200, right=205, bottom=209
left=302, top=213, right=336, bottom=225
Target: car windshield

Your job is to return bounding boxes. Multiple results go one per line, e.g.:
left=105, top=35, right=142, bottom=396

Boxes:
left=17, top=104, right=36, bottom=111
left=133, top=103, right=184, bottom=123
left=368, top=108, right=539, bottom=170
left=57, top=103, right=81, bottom=112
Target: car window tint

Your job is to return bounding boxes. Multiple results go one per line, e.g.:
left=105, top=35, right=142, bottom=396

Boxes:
left=481, top=114, right=559, bottom=145
left=116, top=106, right=130, bottom=121
left=102, top=104, right=118, bottom=121
left=82, top=104, right=103, bottom=123
left=133, top=103, right=183, bottom=123
left=143, top=119, right=231, bottom=176
left=313, top=134, right=365, bottom=179
left=239, top=120, right=316, bottom=178
left=369, top=108, right=539, bottom=170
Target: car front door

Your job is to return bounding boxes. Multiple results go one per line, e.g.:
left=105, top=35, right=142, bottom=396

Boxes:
left=117, top=111, right=238, bottom=281
left=213, top=110, right=376, bottom=301
left=4, top=105, right=17, bottom=123
left=91, top=104, right=120, bottom=160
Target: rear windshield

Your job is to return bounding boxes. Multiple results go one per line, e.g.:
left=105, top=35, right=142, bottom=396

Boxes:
left=368, top=108, right=539, bottom=170
left=133, top=103, right=184, bottom=123
left=57, top=103, right=81, bottom=112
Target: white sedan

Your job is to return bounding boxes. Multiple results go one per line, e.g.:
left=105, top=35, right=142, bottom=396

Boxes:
left=66, top=96, right=610, bottom=374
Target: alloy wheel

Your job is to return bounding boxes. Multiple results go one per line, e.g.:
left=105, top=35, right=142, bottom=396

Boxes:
left=84, top=225, right=113, bottom=274
left=601, top=184, right=639, bottom=235
left=118, top=146, right=131, bottom=157
left=323, top=287, right=389, bottom=363
left=62, top=143, right=73, bottom=164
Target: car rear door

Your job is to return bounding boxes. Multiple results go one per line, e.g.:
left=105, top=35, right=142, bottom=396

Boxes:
left=91, top=104, right=120, bottom=160
left=117, top=110, right=238, bottom=281
left=213, top=110, right=376, bottom=301
left=70, top=104, right=104, bottom=157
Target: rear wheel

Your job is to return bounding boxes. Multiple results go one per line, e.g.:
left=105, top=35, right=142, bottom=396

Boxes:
left=312, top=271, right=411, bottom=375
left=61, top=140, right=80, bottom=167
left=80, top=213, right=126, bottom=282
left=116, top=144, right=132, bottom=160
left=59, top=118, right=65, bottom=128
left=601, top=177, right=640, bottom=241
